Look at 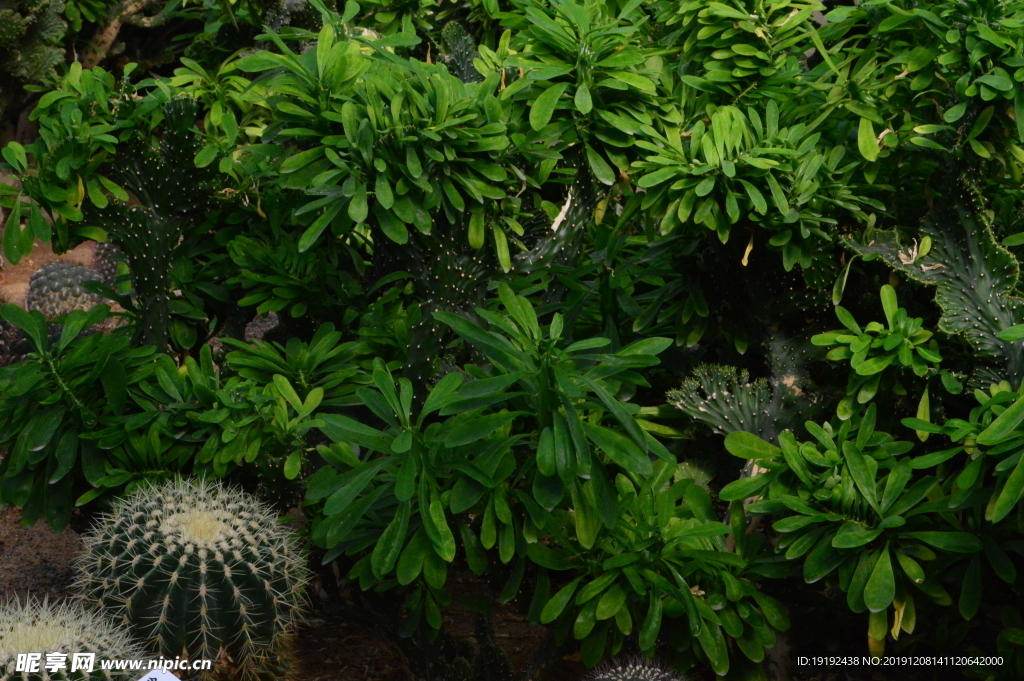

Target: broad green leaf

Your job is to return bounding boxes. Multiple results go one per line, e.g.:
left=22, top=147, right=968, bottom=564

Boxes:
left=903, top=532, right=981, bottom=553
left=638, top=592, right=662, bottom=650
left=574, top=83, right=593, bottom=114
left=587, top=144, right=615, bottom=185
left=864, top=546, right=895, bottom=612
left=858, top=117, right=880, bottom=162
left=880, top=285, right=898, bottom=329
left=959, top=556, right=982, bottom=620
left=990, top=453, right=1024, bottom=522
left=541, top=576, right=582, bottom=623
left=724, top=431, right=781, bottom=459
left=977, top=393, right=1024, bottom=445
left=582, top=422, right=652, bottom=475
left=530, top=83, right=568, bottom=131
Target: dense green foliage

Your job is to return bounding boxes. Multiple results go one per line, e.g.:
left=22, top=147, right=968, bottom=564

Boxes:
left=1, top=0, right=1024, bottom=677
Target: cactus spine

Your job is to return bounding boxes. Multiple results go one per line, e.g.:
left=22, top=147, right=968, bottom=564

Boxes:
left=74, top=479, right=309, bottom=679
left=588, top=658, right=684, bottom=681
left=0, top=596, right=145, bottom=681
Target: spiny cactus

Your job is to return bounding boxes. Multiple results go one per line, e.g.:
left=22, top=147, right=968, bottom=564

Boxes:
left=514, top=170, right=602, bottom=275
left=0, top=596, right=145, bottom=681
left=90, top=241, right=122, bottom=283
left=82, top=98, right=216, bottom=349
left=74, top=478, right=310, bottom=680
left=667, top=364, right=778, bottom=440
left=587, top=657, right=684, bottom=681
left=26, top=262, right=103, bottom=319
left=441, top=22, right=483, bottom=84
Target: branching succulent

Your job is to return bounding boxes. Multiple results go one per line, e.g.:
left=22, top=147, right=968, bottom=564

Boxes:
left=634, top=103, right=879, bottom=262
left=83, top=97, right=218, bottom=349
left=75, top=478, right=310, bottom=680
left=654, top=0, right=821, bottom=100
left=667, top=365, right=778, bottom=439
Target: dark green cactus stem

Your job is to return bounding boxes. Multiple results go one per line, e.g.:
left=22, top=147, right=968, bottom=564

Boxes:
left=441, top=22, right=483, bottom=84
left=83, top=98, right=215, bottom=350
left=74, top=479, right=309, bottom=680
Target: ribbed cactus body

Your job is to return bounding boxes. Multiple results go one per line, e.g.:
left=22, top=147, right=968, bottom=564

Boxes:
left=26, top=263, right=102, bottom=319
left=91, top=242, right=122, bottom=283
left=589, top=658, right=684, bottom=681
left=0, top=596, right=144, bottom=681
left=74, top=479, right=309, bottom=679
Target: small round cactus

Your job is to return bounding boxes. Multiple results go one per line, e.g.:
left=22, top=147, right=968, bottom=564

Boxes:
left=588, top=658, right=684, bottom=681
left=0, top=596, right=145, bottom=681
left=26, top=263, right=102, bottom=319
left=91, top=242, right=123, bottom=283
left=74, top=479, right=310, bottom=679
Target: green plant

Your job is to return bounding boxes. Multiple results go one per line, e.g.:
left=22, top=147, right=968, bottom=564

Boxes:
left=501, top=0, right=660, bottom=184
left=0, top=303, right=157, bottom=531
left=235, top=25, right=512, bottom=256
left=222, top=322, right=369, bottom=406
left=655, top=0, right=821, bottom=99
left=26, top=262, right=104, bottom=319
left=0, top=0, right=65, bottom=114
left=633, top=103, right=878, bottom=261
left=74, top=478, right=310, bottom=679
left=304, top=285, right=790, bottom=673
left=0, top=596, right=146, bottom=681
left=811, top=284, right=946, bottom=420
left=821, top=0, right=1024, bottom=171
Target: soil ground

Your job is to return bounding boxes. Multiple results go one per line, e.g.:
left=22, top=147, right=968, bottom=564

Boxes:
left=0, top=240, right=98, bottom=309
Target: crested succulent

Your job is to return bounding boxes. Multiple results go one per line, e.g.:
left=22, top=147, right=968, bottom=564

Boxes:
left=74, top=478, right=310, bottom=680
left=0, top=596, right=145, bottom=681
left=848, top=179, right=1024, bottom=387
left=26, top=262, right=103, bottom=319
left=587, top=658, right=684, bottom=681
left=668, top=364, right=779, bottom=440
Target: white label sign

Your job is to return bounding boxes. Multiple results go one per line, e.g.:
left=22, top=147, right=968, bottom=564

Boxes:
left=136, top=670, right=179, bottom=681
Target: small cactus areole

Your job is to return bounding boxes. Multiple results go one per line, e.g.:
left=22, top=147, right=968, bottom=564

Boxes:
left=588, top=658, right=684, bottom=681
left=74, top=479, right=309, bottom=678
left=0, top=596, right=144, bottom=681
